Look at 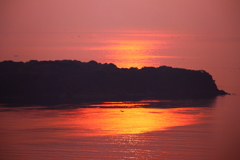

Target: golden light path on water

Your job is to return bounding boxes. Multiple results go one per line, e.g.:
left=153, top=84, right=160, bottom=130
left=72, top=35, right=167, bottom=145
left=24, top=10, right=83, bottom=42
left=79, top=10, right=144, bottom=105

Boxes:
left=46, top=100, right=211, bottom=137
left=0, top=99, right=216, bottom=159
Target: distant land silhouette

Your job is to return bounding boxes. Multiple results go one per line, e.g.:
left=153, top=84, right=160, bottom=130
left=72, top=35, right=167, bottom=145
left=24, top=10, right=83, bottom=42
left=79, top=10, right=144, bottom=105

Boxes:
left=0, top=60, right=228, bottom=105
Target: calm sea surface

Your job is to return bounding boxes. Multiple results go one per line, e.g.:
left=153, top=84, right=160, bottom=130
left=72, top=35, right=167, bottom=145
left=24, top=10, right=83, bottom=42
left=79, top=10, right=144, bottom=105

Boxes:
left=0, top=31, right=239, bottom=159
left=0, top=96, right=239, bottom=160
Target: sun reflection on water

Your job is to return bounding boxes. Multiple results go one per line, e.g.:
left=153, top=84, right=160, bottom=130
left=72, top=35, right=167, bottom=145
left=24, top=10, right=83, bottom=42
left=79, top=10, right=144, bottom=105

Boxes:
left=0, top=99, right=214, bottom=159
left=53, top=100, right=210, bottom=159
left=53, top=100, right=209, bottom=137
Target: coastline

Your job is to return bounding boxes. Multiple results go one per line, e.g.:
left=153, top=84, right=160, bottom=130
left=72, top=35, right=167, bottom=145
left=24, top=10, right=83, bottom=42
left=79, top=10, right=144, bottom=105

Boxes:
left=0, top=60, right=228, bottom=106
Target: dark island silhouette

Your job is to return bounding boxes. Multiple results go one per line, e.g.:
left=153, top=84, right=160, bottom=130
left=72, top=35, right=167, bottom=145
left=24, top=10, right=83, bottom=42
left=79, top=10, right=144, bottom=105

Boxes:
left=0, top=60, right=228, bottom=105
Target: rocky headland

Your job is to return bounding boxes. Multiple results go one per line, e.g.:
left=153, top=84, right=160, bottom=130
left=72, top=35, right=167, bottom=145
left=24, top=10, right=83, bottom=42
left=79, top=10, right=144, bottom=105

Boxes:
left=0, top=60, right=228, bottom=105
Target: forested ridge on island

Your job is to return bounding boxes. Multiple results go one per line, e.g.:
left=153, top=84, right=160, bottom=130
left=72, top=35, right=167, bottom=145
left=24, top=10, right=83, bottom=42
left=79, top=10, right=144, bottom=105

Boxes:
left=0, top=60, right=228, bottom=104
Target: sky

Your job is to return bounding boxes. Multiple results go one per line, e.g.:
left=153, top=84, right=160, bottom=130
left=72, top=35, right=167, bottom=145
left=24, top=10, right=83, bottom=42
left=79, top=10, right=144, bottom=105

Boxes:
left=0, top=0, right=239, bottom=66
left=1, top=0, right=239, bottom=34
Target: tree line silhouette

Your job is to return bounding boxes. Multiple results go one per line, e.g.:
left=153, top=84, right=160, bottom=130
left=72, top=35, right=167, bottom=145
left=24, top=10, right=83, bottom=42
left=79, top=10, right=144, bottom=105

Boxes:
left=0, top=60, right=227, bottom=104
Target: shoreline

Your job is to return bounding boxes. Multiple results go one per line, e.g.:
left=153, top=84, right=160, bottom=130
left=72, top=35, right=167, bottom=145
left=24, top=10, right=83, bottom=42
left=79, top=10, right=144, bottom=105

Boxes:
left=0, top=60, right=228, bottom=106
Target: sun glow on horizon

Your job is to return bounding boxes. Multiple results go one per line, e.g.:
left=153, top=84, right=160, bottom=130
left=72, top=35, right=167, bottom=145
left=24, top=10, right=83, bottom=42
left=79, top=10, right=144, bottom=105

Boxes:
left=101, top=38, right=168, bottom=68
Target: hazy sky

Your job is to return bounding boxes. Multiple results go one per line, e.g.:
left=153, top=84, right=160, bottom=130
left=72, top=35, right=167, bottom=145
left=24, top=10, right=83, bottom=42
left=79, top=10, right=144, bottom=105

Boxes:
left=1, top=0, right=239, bottom=34
left=0, top=0, right=239, bottom=65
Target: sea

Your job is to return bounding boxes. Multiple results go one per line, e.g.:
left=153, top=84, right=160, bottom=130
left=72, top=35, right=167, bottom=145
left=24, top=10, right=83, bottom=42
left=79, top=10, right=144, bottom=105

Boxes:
left=0, top=31, right=239, bottom=159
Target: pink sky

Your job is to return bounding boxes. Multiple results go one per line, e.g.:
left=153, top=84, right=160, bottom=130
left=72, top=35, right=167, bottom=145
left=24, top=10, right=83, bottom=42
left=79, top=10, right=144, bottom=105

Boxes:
left=1, top=0, right=239, bottom=33
left=0, top=0, right=239, bottom=65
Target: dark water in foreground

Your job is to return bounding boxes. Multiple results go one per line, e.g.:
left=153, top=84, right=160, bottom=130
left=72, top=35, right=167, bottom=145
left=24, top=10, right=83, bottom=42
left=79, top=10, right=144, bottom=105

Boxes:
left=0, top=95, right=239, bottom=160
